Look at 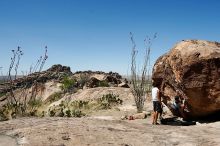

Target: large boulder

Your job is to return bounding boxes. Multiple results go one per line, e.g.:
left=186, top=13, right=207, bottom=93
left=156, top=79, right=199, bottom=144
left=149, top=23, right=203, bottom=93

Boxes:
left=152, top=40, right=220, bottom=119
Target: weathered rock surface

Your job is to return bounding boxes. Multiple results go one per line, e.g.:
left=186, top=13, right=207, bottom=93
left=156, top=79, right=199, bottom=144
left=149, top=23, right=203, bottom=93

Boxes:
left=49, top=87, right=133, bottom=107
left=1, top=116, right=220, bottom=146
left=0, top=64, right=71, bottom=94
left=0, top=65, right=127, bottom=95
left=0, top=64, right=129, bottom=116
left=152, top=40, right=220, bottom=119
left=72, top=71, right=124, bottom=88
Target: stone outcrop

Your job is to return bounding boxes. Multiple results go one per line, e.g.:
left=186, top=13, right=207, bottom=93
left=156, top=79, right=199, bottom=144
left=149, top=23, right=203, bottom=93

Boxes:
left=0, top=65, right=128, bottom=95
left=86, top=77, right=103, bottom=88
left=118, top=82, right=129, bottom=88
left=73, top=71, right=125, bottom=88
left=0, top=64, right=72, bottom=94
left=152, top=40, right=220, bottom=119
left=47, top=64, right=71, bottom=73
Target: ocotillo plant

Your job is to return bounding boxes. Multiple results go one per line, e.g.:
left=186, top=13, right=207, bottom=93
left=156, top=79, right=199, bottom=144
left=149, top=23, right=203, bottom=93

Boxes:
left=33, top=46, right=48, bottom=73
left=130, top=32, right=157, bottom=113
left=14, top=46, right=23, bottom=79
left=5, top=46, right=48, bottom=117
left=7, top=47, right=23, bottom=106
left=27, top=47, right=48, bottom=111
left=39, top=46, right=48, bottom=72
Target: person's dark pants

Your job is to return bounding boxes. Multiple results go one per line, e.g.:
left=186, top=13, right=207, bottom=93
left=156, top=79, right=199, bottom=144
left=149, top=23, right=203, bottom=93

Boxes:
left=153, top=101, right=162, bottom=113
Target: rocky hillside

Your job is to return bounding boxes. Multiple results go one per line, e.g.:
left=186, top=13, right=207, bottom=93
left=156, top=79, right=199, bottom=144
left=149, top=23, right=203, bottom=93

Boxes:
left=0, top=65, right=128, bottom=94
left=0, top=64, right=130, bottom=120
left=0, top=65, right=71, bottom=93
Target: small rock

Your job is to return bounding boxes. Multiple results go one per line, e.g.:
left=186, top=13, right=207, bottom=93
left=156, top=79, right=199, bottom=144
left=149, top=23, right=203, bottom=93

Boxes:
left=62, top=135, right=71, bottom=140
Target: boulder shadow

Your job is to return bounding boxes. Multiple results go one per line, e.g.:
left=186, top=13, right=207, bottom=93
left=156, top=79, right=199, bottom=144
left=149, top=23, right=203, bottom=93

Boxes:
left=196, top=111, right=220, bottom=124
left=160, top=117, right=196, bottom=126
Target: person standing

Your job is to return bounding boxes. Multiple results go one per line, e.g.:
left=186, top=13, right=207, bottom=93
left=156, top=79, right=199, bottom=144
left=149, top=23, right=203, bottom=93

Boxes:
left=151, top=81, right=162, bottom=125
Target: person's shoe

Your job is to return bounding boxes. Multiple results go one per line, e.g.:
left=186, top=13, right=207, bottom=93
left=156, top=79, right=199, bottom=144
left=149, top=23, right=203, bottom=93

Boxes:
left=184, top=108, right=190, bottom=112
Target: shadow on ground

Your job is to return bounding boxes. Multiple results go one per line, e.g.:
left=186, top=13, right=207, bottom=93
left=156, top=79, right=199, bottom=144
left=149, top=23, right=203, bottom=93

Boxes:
left=160, top=117, right=196, bottom=126
left=161, top=111, right=220, bottom=126
left=196, top=111, right=220, bottom=124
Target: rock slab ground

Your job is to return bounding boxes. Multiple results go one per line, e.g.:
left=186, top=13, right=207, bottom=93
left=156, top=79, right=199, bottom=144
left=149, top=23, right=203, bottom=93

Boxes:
left=0, top=116, right=220, bottom=146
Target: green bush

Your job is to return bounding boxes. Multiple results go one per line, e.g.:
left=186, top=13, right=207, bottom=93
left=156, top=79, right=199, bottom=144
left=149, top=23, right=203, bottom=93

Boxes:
left=47, top=93, right=123, bottom=118
left=0, top=92, right=6, bottom=97
left=0, top=103, right=17, bottom=120
left=28, top=99, right=42, bottom=108
left=70, top=100, right=89, bottom=109
left=28, top=99, right=43, bottom=116
left=47, top=92, right=63, bottom=103
left=49, top=109, right=56, bottom=117
left=61, top=76, right=76, bottom=93
left=98, top=80, right=109, bottom=87
left=48, top=106, right=64, bottom=117
left=48, top=100, right=87, bottom=118
left=0, top=98, right=45, bottom=119
left=72, top=109, right=85, bottom=117
left=65, top=109, right=72, bottom=117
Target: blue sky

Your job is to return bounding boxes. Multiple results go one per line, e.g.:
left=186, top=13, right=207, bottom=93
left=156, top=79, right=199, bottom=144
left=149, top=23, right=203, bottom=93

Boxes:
left=0, top=0, right=220, bottom=75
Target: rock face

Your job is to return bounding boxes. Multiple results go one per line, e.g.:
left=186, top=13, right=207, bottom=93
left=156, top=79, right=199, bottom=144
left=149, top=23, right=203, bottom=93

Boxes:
left=72, top=71, right=125, bottom=88
left=0, top=64, right=72, bottom=94
left=47, top=64, right=71, bottom=73
left=0, top=64, right=128, bottom=104
left=0, top=65, right=128, bottom=95
left=152, top=40, right=220, bottom=119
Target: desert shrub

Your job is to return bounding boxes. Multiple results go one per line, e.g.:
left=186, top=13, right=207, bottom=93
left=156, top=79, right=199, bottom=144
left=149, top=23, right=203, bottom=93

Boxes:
left=70, top=100, right=89, bottom=109
left=49, top=109, right=56, bottom=117
left=0, top=92, right=6, bottom=97
left=97, top=80, right=109, bottom=87
left=97, top=93, right=122, bottom=109
left=46, top=92, right=63, bottom=103
left=63, top=108, right=85, bottom=118
left=2, top=47, right=48, bottom=119
left=61, top=76, right=76, bottom=93
left=1, top=98, right=44, bottom=119
left=59, top=100, right=68, bottom=108
left=28, top=99, right=42, bottom=108
left=72, top=109, right=85, bottom=117
left=48, top=106, right=64, bottom=117
left=65, top=109, right=72, bottom=117
left=0, top=103, right=18, bottom=120
left=28, top=98, right=43, bottom=116
left=41, top=111, right=45, bottom=117
left=78, top=74, right=89, bottom=88
left=46, top=94, right=123, bottom=117
left=48, top=100, right=87, bottom=118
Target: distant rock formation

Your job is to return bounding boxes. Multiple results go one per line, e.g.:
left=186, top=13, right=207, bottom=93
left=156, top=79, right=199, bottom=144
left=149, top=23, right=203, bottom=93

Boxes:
left=47, top=64, right=71, bottom=73
left=152, top=40, right=220, bottom=119
left=0, top=64, right=71, bottom=94
left=72, top=70, right=128, bottom=88
left=0, top=64, right=128, bottom=95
